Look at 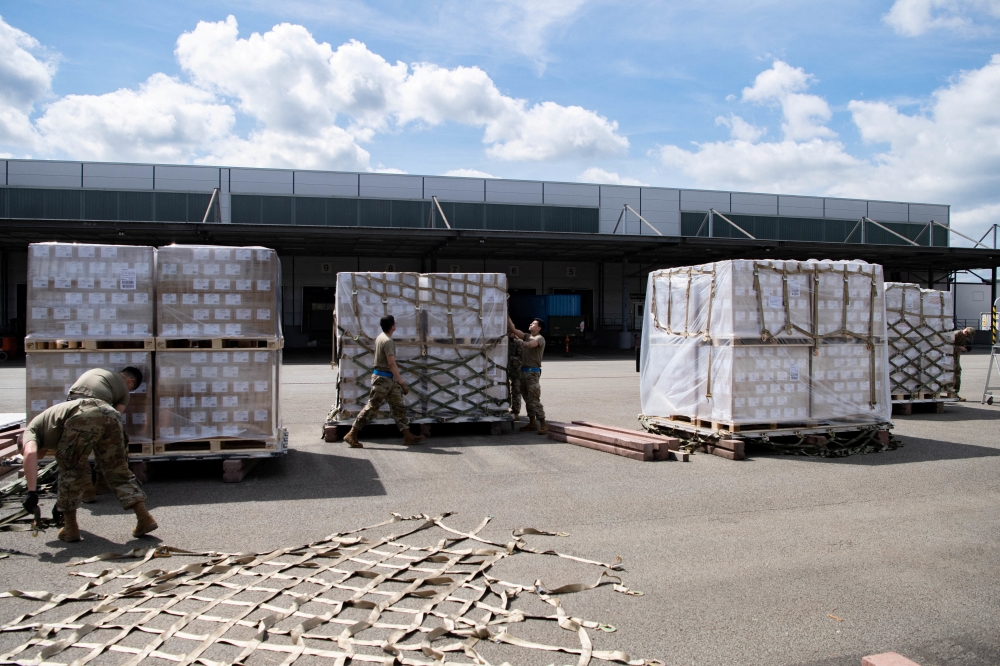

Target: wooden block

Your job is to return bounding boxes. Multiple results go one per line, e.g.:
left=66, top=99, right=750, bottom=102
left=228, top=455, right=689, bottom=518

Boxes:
left=716, top=439, right=745, bottom=457
left=668, top=450, right=690, bottom=462
left=935, top=401, right=945, bottom=414
left=704, top=444, right=744, bottom=461
left=548, top=422, right=655, bottom=454
left=876, top=430, right=891, bottom=445
left=129, top=461, right=149, bottom=484
left=548, top=432, right=650, bottom=461
left=572, top=421, right=681, bottom=449
left=894, top=402, right=913, bottom=415
left=490, top=422, right=502, bottom=436
left=862, top=653, right=921, bottom=666
left=323, top=425, right=342, bottom=442
left=419, top=424, right=432, bottom=438
left=223, top=458, right=259, bottom=483
left=805, top=435, right=828, bottom=446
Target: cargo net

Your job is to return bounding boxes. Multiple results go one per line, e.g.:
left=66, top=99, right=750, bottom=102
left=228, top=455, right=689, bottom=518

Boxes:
left=0, top=513, right=660, bottom=666
left=0, top=461, right=59, bottom=535
left=334, top=273, right=509, bottom=423
left=884, top=284, right=956, bottom=399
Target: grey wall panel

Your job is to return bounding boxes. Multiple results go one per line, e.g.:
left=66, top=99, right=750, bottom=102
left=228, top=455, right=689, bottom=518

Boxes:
left=681, top=190, right=730, bottom=213
left=424, top=176, right=485, bottom=203
left=543, top=182, right=599, bottom=207
left=824, top=198, right=867, bottom=220
left=230, top=168, right=293, bottom=195
left=599, top=186, right=640, bottom=234
left=867, top=200, right=908, bottom=223
left=220, top=168, right=231, bottom=224
left=294, top=171, right=358, bottom=197
left=731, top=192, right=777, bottom=216
left=485, top=179, right=543, bottom=204
left=908, top=203, right=949, bottom=224
left=2, top=160, right=6, bottom=185
left=8, top=160, right=81, bottom=188
left=359, top=173, right=423, bottom=200
left=640, top=188, right=681, bottom=235
left=778, top=195, right=824, bottom=218
left=154, top=165, right=219, bottom=192
left=83, top=163, right=153, bottom=190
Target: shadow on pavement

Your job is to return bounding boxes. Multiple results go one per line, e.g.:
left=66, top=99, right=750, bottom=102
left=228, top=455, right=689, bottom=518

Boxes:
left=750, top=435, right=1000, bottom=466
left=34, top=531, right=163, bottom=565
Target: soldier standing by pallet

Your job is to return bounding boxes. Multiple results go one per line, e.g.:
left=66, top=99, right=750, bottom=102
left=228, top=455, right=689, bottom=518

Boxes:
left=507, top=334, right=525, bottom=421
left=508, top=317, right=547, bottom=435
left=953, top=326, right=977, bottom=399
left=344, top=315, right=426, bottom=448
left=20, top=397, right=157, bottom=542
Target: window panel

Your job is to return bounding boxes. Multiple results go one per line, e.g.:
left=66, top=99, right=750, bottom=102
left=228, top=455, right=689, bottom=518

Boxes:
left=261, top=196, right=292, bottom=225
left=452, top=202, right=484, bottom=229
left=83, top=190, right=117, bottom=221
left=231, top=195, right=261, bottom=224
left=8, top=188, right=46, bottom=219
left=392, top=199, right=427, bottom=228
left=119, top=191, right=153, bottom=221
left=359, top=199, right=391, bottom=227
left=295, top=196, right=326, bottom=226
left=188, top=193, right=213, bottom=222
left=329, top=198, right=358, bottom=226
left=155, top=192, right=187, bottom=222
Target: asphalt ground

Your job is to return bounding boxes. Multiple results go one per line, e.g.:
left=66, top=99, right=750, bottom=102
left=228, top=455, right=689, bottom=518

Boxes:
left=0, top=349, right=998, bottom=666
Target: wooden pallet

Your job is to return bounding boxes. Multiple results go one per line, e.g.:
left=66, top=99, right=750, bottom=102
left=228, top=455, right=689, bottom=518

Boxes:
left=647, top=415, right=886, bottom=439
left=127, top=442, right=154, bottom=456
left=891, top=391, right=958, bottom=402
left=668, top=414, right=820, bottom=433
left=546, top=421, right=687, bottom=462
left=156, top=337, right=284, bottom=350
left=25, top=338, right=155, bottom=351
left=153, top=436, right=279, bottom=455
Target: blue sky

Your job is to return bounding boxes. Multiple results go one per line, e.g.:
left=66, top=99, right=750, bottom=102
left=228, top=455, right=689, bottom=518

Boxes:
left=1, top=1, right=999, bottom=236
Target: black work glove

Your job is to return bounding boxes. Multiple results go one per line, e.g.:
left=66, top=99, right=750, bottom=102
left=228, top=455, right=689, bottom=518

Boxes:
left=22, top=491, right=39, bottom=514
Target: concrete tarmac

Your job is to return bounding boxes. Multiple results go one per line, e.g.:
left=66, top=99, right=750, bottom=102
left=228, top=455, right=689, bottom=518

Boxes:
left=0, top=351, right=997, bottom=666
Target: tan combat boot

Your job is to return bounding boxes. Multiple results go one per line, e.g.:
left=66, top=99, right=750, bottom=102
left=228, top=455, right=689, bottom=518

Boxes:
left=132, top=502, right=158, bottom=537
left=521, top=417, right=538, bottom=432
left=80, top=476, right=97, bottom=503
left=343, top=427, right=363, bottom=448
left=537, top=419, right=548, bottom=435
left=402, top=429, right=426, bottom=445
left=58, top=510, right=81, bottom=542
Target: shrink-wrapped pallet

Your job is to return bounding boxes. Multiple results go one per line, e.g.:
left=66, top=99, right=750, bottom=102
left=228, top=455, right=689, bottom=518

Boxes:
left=26, top=351, right=152, bottom=443
left=27, top=243, right=155, bottom=340
left=156, top=245, right=281, bottom=338
left=154, top=350, right=279, bottom=443
left=884, top=283, right=955, bottom=397
left=333, top=272, right=509, bottom=423
left=641, top=259, right=890, bottom=426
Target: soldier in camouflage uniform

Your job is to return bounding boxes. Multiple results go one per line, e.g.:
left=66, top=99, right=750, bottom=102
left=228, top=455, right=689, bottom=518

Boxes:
left=508, top=317, right=548, bottom=434
left=507, top=334, right=524, bottom=420
left=344, top=315, right=426, bottom=448
left=20, top=398, right=156, bottom=542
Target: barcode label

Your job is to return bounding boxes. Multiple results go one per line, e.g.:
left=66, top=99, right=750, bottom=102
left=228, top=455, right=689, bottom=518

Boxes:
left=119, top=269, right=137, bottom=290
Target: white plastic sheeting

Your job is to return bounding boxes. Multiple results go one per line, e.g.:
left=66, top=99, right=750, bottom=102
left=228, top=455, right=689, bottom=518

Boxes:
left=334, top=272, right=509, bottom=422
left=885, top=283, right=955, bottom=397
left=640, top=259, right=891, bottom=426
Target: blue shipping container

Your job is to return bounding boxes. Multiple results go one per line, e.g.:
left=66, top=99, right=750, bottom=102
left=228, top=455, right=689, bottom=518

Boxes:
left=545, top=294, right=581, bottom=317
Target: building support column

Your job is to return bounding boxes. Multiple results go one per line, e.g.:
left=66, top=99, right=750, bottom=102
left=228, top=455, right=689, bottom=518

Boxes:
left=622, top=256, right=629, bottom=332
left=992, top=266, right=997, bottom=344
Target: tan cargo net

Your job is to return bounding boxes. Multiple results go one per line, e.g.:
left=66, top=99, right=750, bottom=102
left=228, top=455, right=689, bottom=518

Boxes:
left=0, top=513, right=659, bottom=666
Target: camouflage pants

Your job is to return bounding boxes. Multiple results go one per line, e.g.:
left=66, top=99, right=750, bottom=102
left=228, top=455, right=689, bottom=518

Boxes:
left=521, top=371, right=545, bottom=421
left=954, top=354, right=962, bottom=393
left=55, top=399, right=146, bottom=512
left=354, top=375, right=409, bottom=432
left=508, top=366, right=522, bottom=416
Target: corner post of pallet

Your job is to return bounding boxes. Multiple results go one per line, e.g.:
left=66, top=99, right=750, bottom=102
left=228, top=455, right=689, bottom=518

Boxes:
left=129, top=461, right=149, bottom=484
left=223, top=458, right=258, bottom=483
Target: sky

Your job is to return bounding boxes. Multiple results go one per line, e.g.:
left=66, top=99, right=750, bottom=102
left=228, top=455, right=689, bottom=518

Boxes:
left=1, top=0, right=999, bottom=241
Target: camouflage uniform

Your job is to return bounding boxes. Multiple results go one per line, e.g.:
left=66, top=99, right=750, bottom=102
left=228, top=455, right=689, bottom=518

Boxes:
left=507, top=336, right=524, bottom=416
left=53, top=399, right=145, bottom=512
left=953, top=329, right=971, bottom=392
left=521, top=372, right=545, bottom=421
left=354, top=376, right=409, bottom=432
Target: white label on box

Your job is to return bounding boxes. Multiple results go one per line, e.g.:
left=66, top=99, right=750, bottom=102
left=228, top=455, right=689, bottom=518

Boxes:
left=253, top=409, right=269, bottom=421
left=191, top=411, right=206, bottom=423
left=254, top=351, right=269, bottom=362
left=204, top=264, right=220, bottom=276
left=200, top=425, right=216, bottom=436
left=119, top=269, right=137, bottom=290
left=234, top=381, right=249, bottom=392
left=30, top=367, right=46, bottom=380
left=183, top=263, right=199, bottom=275
left=81, top=278, right=97, bottom=289
left=181, top=366, right=197, bottom=378
left=211, top=381, right=228, bottom=392
left=225, top=263, right=240, bottom=275
left=223, top=365, right=239, bottom=377
left=136, top=263, right=150, bottom=277
left=180, top=426, right=197, bottom=437
left=55, top=245, right=73, bottom=257
left=33, top=245, right=50, bottom=257
left=88, top=292, right=106, bottom=304
left=132, top=413, right=146, bottom=425
left=254, top=380, right=268, bottom=392
left=202, top=366, right=218, bottom=378
left=111, top=262, right=129, bottom=274
left=53, top=368, right=70, bottom=380
left=66, top=293, right=83, bottom=305
left=111, top=324, right=129, bottom=335
left=257, top=250, right=270, bottom=261
left=99, top=308, right=116, bottom=320
left=223, top=425, right=240, bottom=436
left=134, top=293, right=148, bottom=304
left=767, top=295, right=783, bottom=308
left=162, top=263, right=177, bottom=275
left=101, top=246, right=118, bottom=258
left=160, top=427, right=176, bottom=438
left=236, top=249, right=252, bottom=260
left=161, top=365, right=176, bottom=378
left=182, top=294, right=199, bottom=305
left=162, top=324, right=178, bottom=335
left=111, top=293, right=128, bottom=305
left=64, top=353, right=81, bottom=364
left=132, top=352, right=147, bottom=363
left=202, top=396, right=218, bottom=407
left=214, top=279, right=230, bottom=291
left=30, top=399, right=47, bottom=412
left=89, top=262, right=106, bottom=274
left=191, top=382, right=208, bottom=393
left=234, top=352, right=250, bottom=363
left=224, top=294, right=241, bottom=305
left=790, top=364, right=800, bottom=382
left=32, top=307, right=47, bottom=319
left=32, top=277, right=48, bottom=288
left=214, top=249, right=231, bottom=260
left=193, top=309, right=209, bottom=320
left=789, top=284, right=801, bottom=298
left=194, top=248, right=210, bottom=260
left=65, top=323, right=83, bottom=335
left=256, top=280, right=271, bottom=291
left=182, top=324, right=199, bottom=335
left=77, top=308, right=93, bottom=320
left=204, top=324, right=221, bottom=335
left=163, top=293, right=178, bottom=304
left=212, top=352, right=228, bottom=363
left=54, top=307, right=70, bottom=319
left=225, top=324, right=242, bottom=335
left=179, top=396, right=196, bottom=407
left=234, top=410, right=249, bottom=421
left=215, top=309, right=230, bottom=321
left=78, top=246, right=95, bottom=258
left=212, top=411, right=228, bottom=423
left=236, top=309, right=251, bottom=320
left=54, top=277, right=72, bottom=288
left=109, top=352, right=126, bottom=363
left=191, top=352, right=207, bottom=363
left=257, top=309, right=270, bottom=321
left=204, top=293, right=219, bottom=305
left=193, top=279, right=210, bottom=290
left=236, top=280, right=251, bottom=291
left=222, top=396, right=239, bottom=407
left=88, top=323, right=106, bottom=335
left=66, top=261, right=83, bottom=273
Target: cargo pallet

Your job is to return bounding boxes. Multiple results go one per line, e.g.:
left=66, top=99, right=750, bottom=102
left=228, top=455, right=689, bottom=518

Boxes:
left=26, top=338, right=155, bottom=351
left=323, top=415, right=512, bottom=441
left=891, top=392, right=957, bottom=415
left=640, top=414, right=897, bottom=459
left=127, top=428, right=288, bottom=484
left=155, top=336, right=283, bottom=350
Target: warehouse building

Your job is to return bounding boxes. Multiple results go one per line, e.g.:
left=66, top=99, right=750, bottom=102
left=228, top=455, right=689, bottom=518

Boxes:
left=0, top=159, right=996, bottom=349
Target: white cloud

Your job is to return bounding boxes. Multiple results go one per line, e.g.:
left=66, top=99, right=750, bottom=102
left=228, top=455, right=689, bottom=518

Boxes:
left=578, top=167, right=647, bottom=186
left=444, top=168, right=497, bottom=178
left=741, top=60, right=834, bottom=141
left=482, top=0, right=589, bottom=69
left=0, top=15, right=55, bottom=147
left=884, top=0, right=1000, bottom=36
left=716, top=114, right=766, bottom=142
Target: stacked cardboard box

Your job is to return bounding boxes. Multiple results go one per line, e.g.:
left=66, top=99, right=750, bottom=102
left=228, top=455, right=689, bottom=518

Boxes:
left=641, top=259, right=890, bottom=427
left=884, top=283, right=955, bottom=398
left=333, top=272, right=509, bottom=423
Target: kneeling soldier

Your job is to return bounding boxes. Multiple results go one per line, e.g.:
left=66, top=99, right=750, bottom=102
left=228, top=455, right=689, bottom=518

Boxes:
left=344, top=315, right=426, bottom=448
left=21, top=391, right=157, bottom=543
left=508, top=317, right=547, bottom=434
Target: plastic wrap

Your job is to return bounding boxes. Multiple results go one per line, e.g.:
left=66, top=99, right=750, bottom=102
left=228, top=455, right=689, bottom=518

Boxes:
left=26, top=351, right=153, bottom=443
left=884, top=283, right=955, bottom=397
left=156, top=245, right=281, bottom=338
left=334, top=272, right=509, bottom=422
left=27, top=243, right=155, bottom=340
left=154, top=350, right=279, bottom=442
left=640, top=259, right=890, bottom=426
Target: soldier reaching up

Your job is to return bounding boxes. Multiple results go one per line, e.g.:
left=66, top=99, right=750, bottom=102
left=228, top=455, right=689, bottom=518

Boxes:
left=508, top=316, right=547, bottom=435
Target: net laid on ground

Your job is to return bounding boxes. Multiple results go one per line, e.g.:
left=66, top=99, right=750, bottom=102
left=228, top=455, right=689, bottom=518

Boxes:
left=0, top=513, right=659, bottom=666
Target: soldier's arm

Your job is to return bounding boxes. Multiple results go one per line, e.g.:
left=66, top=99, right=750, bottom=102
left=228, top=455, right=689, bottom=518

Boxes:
left=21, top=437, right=39, bottom=492
left=386, top=353, right=406, bottom=388
left=523, top=337, right=540, bottom=349
left=115, top=403, right=127, bottom=414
